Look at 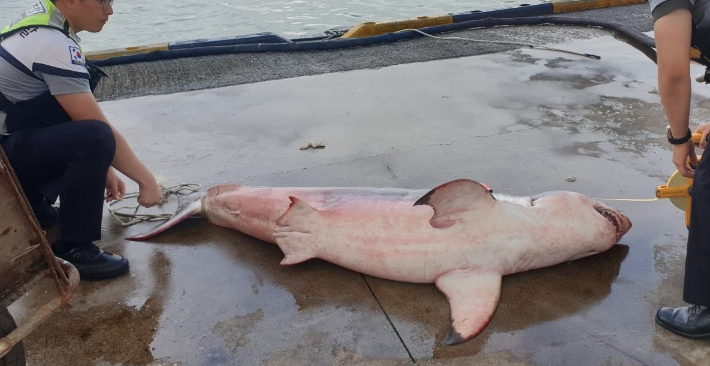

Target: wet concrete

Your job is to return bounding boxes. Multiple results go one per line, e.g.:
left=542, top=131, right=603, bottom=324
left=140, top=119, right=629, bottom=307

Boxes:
left=7, top=23, right=710, bottom=366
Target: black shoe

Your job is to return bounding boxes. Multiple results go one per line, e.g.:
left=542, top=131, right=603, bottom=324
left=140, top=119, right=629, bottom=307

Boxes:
left=656, top=305, right=710, bottom=339
left=53, top=243, right=129, bottom=281
left=29, top=197, right=58, bottom=228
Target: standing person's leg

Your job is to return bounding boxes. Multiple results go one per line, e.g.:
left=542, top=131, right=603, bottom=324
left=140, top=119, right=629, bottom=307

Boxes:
left=656, top=147, right=710, bottom=338
left=0, top=120, right=130, bottom=280
left=684, top=148, right=710, bottom=307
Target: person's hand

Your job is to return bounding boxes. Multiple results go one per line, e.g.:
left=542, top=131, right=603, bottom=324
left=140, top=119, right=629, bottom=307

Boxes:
left=105, top=168, right=126, bottom=202
left=137, top=180, right=163, bottom=208
left=694, top=122, right=710, bottom=149
left=673, top=139, right=697, bottom=178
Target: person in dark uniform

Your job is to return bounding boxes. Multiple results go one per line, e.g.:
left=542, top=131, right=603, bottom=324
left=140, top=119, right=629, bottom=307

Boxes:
left=650, top=0, right=710, bottom=338
left=0, top=0, right=163, bottom=280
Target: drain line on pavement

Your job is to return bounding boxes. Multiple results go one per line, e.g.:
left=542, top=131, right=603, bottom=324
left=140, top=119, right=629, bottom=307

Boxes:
left=361, top=274, right=418, bottom=364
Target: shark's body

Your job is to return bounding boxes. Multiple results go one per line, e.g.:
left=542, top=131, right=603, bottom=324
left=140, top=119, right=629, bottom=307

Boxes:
left=128, top=179, right=631, bottom=345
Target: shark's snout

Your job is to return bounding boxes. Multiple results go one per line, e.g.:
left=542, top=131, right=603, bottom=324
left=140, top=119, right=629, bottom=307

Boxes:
left=594, top=203, right=632, bottom=242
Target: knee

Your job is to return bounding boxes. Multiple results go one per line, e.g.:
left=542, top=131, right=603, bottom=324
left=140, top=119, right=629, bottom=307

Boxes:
left=80, top=120, right=115, bottom=149
left=77, top=120, right=116, bottom=160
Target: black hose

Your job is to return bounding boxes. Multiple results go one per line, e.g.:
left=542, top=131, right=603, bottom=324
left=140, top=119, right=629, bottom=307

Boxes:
left=92, top=16, right=656, bottom=67
left=502, top=16, right=656, bottom=63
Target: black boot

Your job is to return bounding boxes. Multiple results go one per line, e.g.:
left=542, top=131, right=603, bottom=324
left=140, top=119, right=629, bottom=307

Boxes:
left=656, top=305, right=710, bottom=338
left=52, top=241, right=129, bottom=281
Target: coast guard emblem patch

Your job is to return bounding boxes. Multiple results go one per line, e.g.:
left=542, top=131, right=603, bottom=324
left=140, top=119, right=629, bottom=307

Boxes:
left=25, top=1, right=47, bottom=16
left=69, top=46, right=85, bottom=66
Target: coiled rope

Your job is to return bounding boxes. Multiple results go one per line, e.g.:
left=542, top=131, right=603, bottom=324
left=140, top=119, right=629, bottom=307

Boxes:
left=107, top=183, right=201, bottom=226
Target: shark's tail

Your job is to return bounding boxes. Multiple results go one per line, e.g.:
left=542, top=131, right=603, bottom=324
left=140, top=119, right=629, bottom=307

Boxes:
left=125, top=193, right=204, bottom=241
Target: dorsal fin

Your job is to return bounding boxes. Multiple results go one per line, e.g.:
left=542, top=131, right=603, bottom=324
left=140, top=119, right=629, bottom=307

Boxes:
left=414, top=179, right=496, bottom=229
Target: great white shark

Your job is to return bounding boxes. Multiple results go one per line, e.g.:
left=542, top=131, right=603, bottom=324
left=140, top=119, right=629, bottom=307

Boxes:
left=127, top=179, right=632, bottom=345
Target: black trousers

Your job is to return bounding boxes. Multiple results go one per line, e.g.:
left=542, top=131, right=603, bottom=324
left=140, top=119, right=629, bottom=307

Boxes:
left=685, top=147, right=710, bottom=307
left=0, top=120, right=115, bottom=243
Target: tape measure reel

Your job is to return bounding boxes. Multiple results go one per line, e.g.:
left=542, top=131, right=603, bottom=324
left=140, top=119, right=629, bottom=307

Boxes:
left=665, top=171, right=691, bottom=211
left=655, top=133, right=706, bottom=227
left=656, top=160, right=699, bottom=227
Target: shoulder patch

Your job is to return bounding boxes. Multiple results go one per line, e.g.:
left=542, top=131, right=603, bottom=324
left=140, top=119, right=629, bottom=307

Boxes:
left=25, top=1, right=48, bottom=16
left=69, top=46, right=85, bottom=66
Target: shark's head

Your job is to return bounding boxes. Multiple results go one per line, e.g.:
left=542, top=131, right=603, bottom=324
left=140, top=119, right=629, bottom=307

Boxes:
left=526, top=191, right=633, bottom=245
left=590, top=199, right=632, bottom=243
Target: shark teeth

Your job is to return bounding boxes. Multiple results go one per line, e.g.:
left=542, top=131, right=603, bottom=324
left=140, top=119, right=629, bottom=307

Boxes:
left=600, top=209, right=622, bottom=240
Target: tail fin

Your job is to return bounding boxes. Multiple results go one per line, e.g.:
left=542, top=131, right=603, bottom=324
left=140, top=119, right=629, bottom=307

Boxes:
left=273, top=196, right=319, bottom=265
left=125, top=193, right=203, bottom=241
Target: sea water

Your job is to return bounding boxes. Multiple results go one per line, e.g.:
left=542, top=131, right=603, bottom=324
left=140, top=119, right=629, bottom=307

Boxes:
left=0, top=0, right=543, bottom=51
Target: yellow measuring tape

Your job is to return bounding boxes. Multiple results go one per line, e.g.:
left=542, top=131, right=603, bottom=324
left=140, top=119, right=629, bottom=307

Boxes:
left=595, top=198, right=660, bottom=202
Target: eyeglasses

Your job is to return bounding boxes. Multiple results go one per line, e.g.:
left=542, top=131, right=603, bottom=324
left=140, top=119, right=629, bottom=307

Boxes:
left=99, top=0, right=114, bottom=9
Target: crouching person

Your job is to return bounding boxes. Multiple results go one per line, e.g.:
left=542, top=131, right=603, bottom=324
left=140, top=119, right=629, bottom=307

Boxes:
left=0, top=0, right=162, bottom=280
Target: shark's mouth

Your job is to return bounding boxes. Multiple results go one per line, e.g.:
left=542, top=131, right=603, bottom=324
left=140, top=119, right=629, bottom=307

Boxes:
left=597, top=208, right=623, bottom=241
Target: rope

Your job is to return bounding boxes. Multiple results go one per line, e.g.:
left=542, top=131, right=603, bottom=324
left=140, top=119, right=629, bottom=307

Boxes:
left=108, top=183, right=201, bottom=226
left=397, top=28, right=601, bottom=60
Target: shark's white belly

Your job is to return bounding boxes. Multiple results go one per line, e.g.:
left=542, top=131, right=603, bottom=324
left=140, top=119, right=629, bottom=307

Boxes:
left=277, top=202, right=610, bottom=283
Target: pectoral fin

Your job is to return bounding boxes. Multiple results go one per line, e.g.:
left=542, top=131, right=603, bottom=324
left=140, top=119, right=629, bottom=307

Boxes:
left=273, top=196, right=319, bottom=265
left=435, top=269, right=502, bottom=345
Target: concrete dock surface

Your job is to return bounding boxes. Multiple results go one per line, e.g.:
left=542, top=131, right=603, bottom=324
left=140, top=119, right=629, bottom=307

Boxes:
left=7, top=4, right=710, bottom=365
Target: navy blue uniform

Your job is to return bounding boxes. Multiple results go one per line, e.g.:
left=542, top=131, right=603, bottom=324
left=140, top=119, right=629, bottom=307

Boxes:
left=0, top=11, right=114, bottom=243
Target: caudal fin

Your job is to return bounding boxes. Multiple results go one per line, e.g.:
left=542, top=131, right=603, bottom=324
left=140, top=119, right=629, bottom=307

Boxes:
left=273, top=196, right=319, bottom=265
left=125, top=194, right=203, bottom=241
